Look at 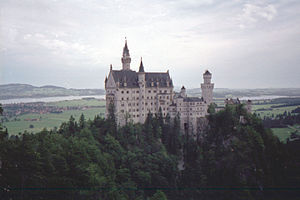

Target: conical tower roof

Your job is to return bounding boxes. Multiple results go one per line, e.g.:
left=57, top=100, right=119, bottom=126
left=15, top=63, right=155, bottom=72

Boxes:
left=139, top=57, right=145, bottom=72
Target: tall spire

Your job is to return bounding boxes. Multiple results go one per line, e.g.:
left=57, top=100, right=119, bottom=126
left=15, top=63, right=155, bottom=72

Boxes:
left=121, top=37, right=131, bottom=70
left=139, top=57, right=145, bottom=72
left=123, top=37, right=130, bottom=57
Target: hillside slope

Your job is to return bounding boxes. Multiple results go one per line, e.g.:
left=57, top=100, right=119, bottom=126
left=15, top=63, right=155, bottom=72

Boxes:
left=0, top=84, right=105, bottom=100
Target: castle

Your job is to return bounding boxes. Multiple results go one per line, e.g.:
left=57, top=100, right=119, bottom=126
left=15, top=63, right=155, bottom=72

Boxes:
left=105, top=40, right=214, bottom=136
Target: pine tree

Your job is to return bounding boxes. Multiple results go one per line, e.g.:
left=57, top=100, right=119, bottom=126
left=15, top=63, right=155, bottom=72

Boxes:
left=79, top=113, right=85, bottom=129
left=107, top=101, right=117, bottom=136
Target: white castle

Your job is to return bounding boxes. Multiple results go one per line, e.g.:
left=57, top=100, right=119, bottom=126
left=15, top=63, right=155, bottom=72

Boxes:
left=105, top=40, right=214, bottom=136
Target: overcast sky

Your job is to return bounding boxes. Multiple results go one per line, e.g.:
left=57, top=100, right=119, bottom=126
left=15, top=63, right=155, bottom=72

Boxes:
left=0, top=0, right=300, bottom=89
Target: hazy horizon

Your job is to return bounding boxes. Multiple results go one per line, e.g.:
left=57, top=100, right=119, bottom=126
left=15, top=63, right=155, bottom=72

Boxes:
left=1, top=0, right=300, bottom=89
left=2, top=82, right=300, bottom=90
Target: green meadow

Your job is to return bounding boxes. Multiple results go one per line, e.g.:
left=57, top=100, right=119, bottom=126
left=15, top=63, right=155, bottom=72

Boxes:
left=2, top=99, right=106, bottom=135
left=271, top=125, right=300, bottom=143
left=252, top=104, right=299, bottom=118
left=2, top=97, right=300, bottom=142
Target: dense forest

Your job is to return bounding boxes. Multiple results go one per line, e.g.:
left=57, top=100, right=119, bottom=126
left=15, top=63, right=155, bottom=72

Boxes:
left=262, top=109, right=300, bottom=129
left=0, top=103, right=299, bottom=200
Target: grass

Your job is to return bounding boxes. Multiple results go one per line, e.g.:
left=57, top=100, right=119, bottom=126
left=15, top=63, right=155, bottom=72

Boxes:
left=47, top=98, right=105, bottom=107
left=3, top=99, right=106, bottom=135
left=271, top=125, right=300, bottom=143
left=253, top=104, right=299, bottom=118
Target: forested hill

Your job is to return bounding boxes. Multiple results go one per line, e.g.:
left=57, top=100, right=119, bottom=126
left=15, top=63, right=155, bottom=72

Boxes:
left=0, top=104, right=299, bottom=199
left=0, top=84, right=105, bottom=100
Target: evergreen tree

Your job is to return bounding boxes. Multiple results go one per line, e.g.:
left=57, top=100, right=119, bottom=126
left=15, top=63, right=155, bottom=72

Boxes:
left=107, top=101, right=117, bottom=136
left=79, top=113, right=86, bottom=129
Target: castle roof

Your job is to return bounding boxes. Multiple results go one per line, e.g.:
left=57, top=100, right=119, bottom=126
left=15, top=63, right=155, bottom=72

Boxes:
left=122, top=39, right=130, bottom=57
left=111, top=70, right=173, bottom=88
left=139, top=58, right=144, bottom=72
left=204, top=70, right=211, bottom=75
left=183, top=97, right=204, bottom=102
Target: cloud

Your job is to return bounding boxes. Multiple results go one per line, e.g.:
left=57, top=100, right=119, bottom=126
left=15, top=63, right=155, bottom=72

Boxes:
left=238, top=2, right=277, bottom=28
left=0, top=0, right=300, bottom=88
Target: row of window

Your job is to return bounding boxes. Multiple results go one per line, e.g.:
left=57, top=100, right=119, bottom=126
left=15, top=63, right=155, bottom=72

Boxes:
left=178, top=102, right=203, bottom=106
left=120, top=89, right=171, bottom=94
left=120, top=95, right=170, bottom=101
left=175, top=112, right=204, bottom=116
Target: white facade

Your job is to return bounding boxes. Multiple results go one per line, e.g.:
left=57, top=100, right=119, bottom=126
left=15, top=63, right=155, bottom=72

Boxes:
left=105, top=40, right=214, bottom=135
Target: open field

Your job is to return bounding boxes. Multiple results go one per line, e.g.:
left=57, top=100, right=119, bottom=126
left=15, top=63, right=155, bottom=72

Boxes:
left=271, top=125, right=300, bottom=143
left=252, top=104, right=299, bottom=118
left=47, top=98, right=106, bottom=107
left=2, top=99, right=106, bottom=135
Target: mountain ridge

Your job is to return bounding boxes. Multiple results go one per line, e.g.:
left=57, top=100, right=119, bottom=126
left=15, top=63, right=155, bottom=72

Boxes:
left=0, top=83, right=105, bottom=100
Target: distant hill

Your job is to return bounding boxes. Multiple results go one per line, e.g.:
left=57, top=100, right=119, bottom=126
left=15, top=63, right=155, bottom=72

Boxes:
left=1, top=83, right=300, bottom=100
left=186, top=88, right=300, bottom=98
left=0, top=84, right=105, bottom=100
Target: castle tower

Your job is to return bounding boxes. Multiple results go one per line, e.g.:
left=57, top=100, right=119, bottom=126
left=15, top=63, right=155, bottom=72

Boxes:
left=180, top=86, right=187, bottom=98
left=201, top=70, right=214, bottom=104
left=121, top=39, right=131, bottom=70
left=138, top=58, right=146, bottom=122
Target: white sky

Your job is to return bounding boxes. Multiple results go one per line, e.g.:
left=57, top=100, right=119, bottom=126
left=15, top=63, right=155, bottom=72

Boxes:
left=0, top=0, right=300, bottom=89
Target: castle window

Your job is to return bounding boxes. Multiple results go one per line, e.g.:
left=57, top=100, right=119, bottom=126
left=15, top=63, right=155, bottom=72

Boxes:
left=164, top=90, right=167, bottom=93
left=136, top=90, right=139, bottom=93
left=133, top=115, right=135, bottom=117
left=127, top=91, right=129, bottom=94
left=151, top=102, right=153, bottom=105
left=121, top=91, right=124, bottom=94
left=145, top=103, right=148, bottom=105
left=127, top=98, right=129, bottom=100
left=121, top=97, right=124, bottom=100
left=137, top=97, right=139, bottom=100
left=137, top=115, right=139, bottom=117
left=154, top=90, right=156, bottom=93
left=142, top=96, right=144, bottom=99
left=148, top=90, right=151, bottom=93
left=147, top=96, right=149, bottom=99
left=137, top=109, right=139, bottom=111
